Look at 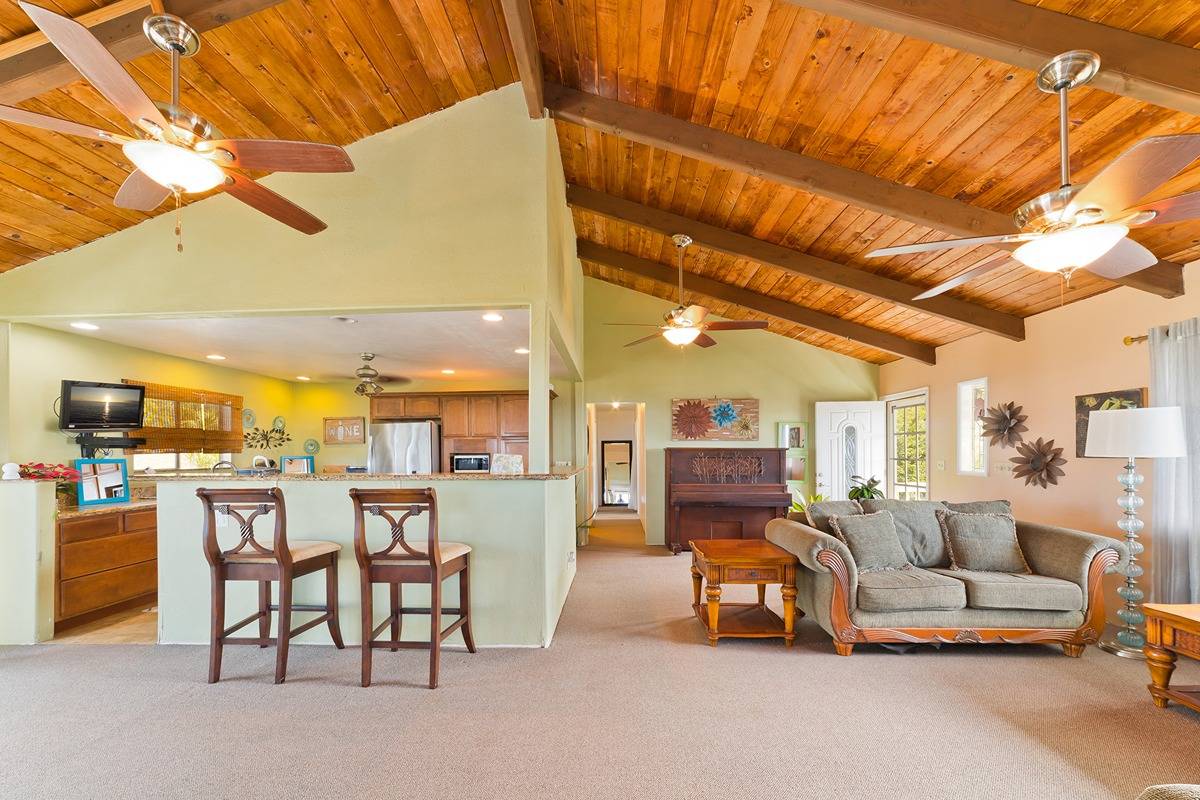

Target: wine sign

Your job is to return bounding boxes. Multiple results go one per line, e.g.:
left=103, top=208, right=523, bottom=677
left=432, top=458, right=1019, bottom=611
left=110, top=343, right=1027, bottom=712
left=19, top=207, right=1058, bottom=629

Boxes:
left=323, top=416, right=366, bottom=444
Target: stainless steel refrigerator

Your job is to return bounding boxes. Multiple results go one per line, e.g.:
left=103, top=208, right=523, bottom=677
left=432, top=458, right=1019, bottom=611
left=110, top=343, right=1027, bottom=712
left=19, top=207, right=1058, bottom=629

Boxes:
left=368, top=420, right=440, bottom=474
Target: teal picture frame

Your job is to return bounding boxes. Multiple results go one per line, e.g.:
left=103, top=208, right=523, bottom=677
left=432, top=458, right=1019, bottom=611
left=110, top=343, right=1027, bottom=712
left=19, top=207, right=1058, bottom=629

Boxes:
left=75, top=458, right=130, bottom=507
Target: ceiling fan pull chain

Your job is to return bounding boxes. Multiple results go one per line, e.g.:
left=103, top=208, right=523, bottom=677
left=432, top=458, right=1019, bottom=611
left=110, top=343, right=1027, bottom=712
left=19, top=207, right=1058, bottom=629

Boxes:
left=174, top=190, right=183, bottom=254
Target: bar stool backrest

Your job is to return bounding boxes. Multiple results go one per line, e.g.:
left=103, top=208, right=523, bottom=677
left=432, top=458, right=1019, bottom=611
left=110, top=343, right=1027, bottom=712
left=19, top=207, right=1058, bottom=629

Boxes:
left=349, top=487, right=439, bottom=567
left=197, top=487, right=290, bottom=567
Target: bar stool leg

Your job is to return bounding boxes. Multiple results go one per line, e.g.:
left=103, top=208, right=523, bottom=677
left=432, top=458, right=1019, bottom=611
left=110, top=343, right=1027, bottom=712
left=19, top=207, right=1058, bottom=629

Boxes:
left=460, top=561, right=476, bottom=654
left=360, top=573, right=373, bottom=688
left=257, top=580, right=271, bottom=648
left=208, top=570, right=226, bottom=684
left=429, top=575, right=442, bottom=689
left=275, top=576, right=293, bottom=685
left=325, top=559, right=345, bottom=649
left=389, top=583, right=401, bottom=651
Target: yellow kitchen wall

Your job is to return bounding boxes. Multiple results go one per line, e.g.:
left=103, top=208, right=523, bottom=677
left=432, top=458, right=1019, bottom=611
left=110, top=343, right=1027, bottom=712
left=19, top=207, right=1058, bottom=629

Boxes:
left=583, top=278, right=879, bottom=545
left=879, top=261, right=1200, bottom=611
left=1, top=323, right=293, bottom=469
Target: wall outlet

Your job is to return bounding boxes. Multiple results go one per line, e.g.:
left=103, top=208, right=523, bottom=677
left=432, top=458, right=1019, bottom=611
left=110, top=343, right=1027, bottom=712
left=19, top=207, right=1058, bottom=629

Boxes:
left=567, top=551, right=576, bottom=564
left=935, top=460, right=946, bottom=471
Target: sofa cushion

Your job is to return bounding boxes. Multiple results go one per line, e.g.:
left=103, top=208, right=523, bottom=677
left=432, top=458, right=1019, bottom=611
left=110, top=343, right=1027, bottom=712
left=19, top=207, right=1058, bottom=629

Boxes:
left=858, top=499, right=948, bottom=567
left=928, top=569, right=1083, bottom=611
left=943, top=500, right=1012, bottom=515
left=828, top=511, right=912, bottom=573
left=856, top=567, right=966, bottom=612
left=937, top=509, right=1030, bottom=573
left=805, top=500, right=862, bottom=535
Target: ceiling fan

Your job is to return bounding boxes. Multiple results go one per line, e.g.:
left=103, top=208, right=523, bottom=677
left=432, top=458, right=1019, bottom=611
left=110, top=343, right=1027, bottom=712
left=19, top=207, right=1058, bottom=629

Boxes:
left=609, top=234, right=768, bottom=348
left=0, top=2, right=354, bottom=244
left=866, top=50, right=1200, bottom=300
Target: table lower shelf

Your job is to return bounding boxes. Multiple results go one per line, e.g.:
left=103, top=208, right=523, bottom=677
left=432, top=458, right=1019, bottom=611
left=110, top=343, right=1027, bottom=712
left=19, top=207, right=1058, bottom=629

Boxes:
left=1149, top=683, right=1200, bottom=714
left=692, top=601, right=793, bottom=644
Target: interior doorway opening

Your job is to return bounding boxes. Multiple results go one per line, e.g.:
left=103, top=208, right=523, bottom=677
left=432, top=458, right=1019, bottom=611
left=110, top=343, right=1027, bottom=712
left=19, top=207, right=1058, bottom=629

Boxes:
left=586, top=402, right=647, bottom=548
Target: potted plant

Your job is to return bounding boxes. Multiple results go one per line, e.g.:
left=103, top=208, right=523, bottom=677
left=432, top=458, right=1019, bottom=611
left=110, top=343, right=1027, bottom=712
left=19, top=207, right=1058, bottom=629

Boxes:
left=788, top=492, right=826, bottom=521
left=19, top=462, right=83, bottom=509
left=847, top=475, right=884, bottom=501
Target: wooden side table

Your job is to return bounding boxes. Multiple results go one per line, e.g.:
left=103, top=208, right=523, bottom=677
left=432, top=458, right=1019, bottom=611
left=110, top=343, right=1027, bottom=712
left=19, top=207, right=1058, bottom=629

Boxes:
left=689, top=539, right=799, bottom=647
left=1144, top=603, right=1200, bottom=714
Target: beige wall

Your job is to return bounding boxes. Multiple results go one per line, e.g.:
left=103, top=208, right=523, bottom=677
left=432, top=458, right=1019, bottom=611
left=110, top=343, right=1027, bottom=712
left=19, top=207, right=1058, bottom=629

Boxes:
left=583, top=278, right=879, bottom=544
left=879, top=262, right=1200, bottom=611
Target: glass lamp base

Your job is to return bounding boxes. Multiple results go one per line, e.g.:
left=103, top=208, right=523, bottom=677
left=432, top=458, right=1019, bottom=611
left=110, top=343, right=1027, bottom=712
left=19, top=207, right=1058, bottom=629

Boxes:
left=1098, top=623, right=1146, bottom=660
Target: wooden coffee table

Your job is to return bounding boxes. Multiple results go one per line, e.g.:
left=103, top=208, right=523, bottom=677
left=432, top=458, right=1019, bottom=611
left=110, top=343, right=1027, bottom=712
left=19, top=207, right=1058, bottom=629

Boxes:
left=1144, top=603, right=1200, bottom=714
left=689, top=539, right=799, bottom=647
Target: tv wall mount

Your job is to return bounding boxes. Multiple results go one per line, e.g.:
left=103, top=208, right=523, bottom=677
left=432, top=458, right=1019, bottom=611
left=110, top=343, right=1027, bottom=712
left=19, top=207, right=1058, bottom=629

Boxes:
left=75, top=434, right=145, bottom=459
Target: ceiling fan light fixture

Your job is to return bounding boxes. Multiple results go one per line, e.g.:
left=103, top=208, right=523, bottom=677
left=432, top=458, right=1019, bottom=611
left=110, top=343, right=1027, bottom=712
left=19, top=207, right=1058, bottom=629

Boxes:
left=1012, top=223, right=1128, bottom=272
left=122, top=139, right=224, bottom=193
left=663, top=326, right=702, bottom=346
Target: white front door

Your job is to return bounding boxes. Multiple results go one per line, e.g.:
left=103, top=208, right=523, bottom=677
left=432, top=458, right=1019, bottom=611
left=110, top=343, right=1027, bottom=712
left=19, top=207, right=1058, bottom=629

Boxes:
left=814, top=401, right=886, bottom=501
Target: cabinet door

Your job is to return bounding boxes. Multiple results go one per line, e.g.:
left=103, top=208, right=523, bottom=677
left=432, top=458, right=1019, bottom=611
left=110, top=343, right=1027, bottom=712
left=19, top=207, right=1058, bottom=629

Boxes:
left=441, top=396, right=470, bottom=437
left=501, top=438, right=529, bottom=472
left=500, top=393, right=529, bottom=437
left=468, top=395, right=499, bottom=437
left=405, top=395, right=441, bottom=418
left=370, top=395, right=407, bottom=419
left=444, top=436, right=500, bottom=471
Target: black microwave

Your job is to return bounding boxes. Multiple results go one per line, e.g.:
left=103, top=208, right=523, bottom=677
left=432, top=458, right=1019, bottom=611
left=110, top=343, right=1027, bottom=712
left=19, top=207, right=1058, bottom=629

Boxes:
left=451, top=453, right=490, bottom=473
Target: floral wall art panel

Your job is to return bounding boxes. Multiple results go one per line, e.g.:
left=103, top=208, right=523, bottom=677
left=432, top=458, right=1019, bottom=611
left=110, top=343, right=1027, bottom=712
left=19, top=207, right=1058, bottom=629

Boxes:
left=670, top=398, right=760, bottom=441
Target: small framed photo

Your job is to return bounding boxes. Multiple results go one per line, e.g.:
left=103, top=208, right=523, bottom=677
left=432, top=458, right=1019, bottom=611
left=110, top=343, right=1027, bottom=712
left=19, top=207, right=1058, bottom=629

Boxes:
left=75, top=458, right=130, bottom=507
left=778, top=421, right=807, bottom=452
left=280, top=455, right=315, bottom=475
left=324, top=416, right=366, bottom=444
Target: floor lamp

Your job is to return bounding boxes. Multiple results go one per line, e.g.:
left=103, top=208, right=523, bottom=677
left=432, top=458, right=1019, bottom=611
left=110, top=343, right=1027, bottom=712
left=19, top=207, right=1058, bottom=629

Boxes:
left=1085, top=406, right=1186, bottom=659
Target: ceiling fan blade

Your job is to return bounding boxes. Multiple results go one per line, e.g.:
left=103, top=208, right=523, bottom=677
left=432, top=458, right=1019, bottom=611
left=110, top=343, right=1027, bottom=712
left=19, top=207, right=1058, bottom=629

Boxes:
left=704, top=320, right=769, bottom=331
left=911, top=258, right=1010, bottom=300
left=220, top=169, right=327, bottom=234
left=678, top=304, right=709, bottom=324
left=0, top=104, right=127, bottom=142
left=197, top=139, right=354, bottom=173
left=694, top=333, right=717, bottom=348
left=1128, top=190, right=1200, bottom=227
left=1083, top=237, right=1158, bottom=280
left=19, top=1, right=173, bottom=140
left=867, top=233, right=1026, bottom=258
left=114, top=169, right=169, bottom=211
left=1071, top=134, right=1200, bottom=218
left=623, top=332, right=663, bottom=348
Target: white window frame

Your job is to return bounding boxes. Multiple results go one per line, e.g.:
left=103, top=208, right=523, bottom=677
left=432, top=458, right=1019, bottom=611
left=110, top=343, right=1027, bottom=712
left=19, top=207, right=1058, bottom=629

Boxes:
left=883, top=388, right=930, bottom=501
left=956, top=377, right=988, bottom=477
left=132, top=452, right=233, bottom=473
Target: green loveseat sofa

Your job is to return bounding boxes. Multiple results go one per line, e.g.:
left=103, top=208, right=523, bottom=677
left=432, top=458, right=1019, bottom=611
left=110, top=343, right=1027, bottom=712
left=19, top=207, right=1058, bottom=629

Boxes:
left=765, top=499, right=1127, bottom=656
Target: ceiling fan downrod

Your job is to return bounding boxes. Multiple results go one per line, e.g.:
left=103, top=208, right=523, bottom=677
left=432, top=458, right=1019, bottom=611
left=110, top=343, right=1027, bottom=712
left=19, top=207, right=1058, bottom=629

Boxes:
left=671, top=233, right=693, bottom=309
left=1036, top=50, right=1101, bottom=189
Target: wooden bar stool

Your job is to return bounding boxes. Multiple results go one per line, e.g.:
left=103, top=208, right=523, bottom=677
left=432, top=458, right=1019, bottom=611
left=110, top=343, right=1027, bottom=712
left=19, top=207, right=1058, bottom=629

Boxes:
left=350, top=487, right=475, bottom=689
left=198, top=487, right=344, bottom=684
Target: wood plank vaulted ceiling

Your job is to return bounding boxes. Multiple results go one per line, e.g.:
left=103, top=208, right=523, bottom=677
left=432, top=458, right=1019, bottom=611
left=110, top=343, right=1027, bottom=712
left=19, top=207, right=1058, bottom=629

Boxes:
left=1, top=0, right=1198, bottom=364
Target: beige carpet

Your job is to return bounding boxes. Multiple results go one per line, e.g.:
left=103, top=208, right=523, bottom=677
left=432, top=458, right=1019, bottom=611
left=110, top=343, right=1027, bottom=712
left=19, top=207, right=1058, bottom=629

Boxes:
left=2, top=516, right=1198, bottom=799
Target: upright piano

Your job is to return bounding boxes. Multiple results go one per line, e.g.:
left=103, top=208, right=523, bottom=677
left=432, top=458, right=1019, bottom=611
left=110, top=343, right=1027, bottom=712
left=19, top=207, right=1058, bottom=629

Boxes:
left=664, top=447, right=792, bottom=554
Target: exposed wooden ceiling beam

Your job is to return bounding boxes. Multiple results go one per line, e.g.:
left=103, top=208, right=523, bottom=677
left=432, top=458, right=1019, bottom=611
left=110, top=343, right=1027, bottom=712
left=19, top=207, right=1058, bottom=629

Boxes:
left=568, top=185, right=1026, bottom=342
left=498, top=0, right=544, bottom=118
left=797, top=0, right=1200, bottom=118
left=547, top=84, right=1185, bottom=300
left=0, top=0, right=286, bottom=105
left=579, top=239, right=936, bottom=364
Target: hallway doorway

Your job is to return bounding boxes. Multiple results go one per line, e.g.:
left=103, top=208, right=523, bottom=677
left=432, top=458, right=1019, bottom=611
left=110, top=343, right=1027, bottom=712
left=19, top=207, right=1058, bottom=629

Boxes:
left=587, top=401, right=647, bottom=547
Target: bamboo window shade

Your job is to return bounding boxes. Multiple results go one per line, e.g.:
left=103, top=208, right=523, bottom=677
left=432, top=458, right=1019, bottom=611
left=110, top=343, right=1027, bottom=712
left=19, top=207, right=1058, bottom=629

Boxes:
left=121, top=379, right=244, bottom=453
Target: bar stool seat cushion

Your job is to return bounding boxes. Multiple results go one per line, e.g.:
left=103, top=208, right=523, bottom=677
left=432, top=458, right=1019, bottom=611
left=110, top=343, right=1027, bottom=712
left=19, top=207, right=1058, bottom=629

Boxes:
left=375, top=541, right=471, bottom=564
left=226, top=540, right=342, bottom=564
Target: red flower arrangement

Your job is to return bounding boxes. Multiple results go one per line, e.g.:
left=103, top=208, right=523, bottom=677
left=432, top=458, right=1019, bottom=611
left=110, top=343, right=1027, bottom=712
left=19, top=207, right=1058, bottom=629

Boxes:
left=19, top=462, right=82, bottom=482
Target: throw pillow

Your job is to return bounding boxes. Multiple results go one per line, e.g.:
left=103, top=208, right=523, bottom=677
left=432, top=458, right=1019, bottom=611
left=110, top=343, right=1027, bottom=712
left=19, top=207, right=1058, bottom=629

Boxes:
left=943, top=500, right=1013, bottom=515
left=936, top=509, right=1031, bottom=573
left=827, top=510, right=912, bottom=573
left=804, top=499, right=863, bottom=534
left=858, top=498, right=949, bottom=567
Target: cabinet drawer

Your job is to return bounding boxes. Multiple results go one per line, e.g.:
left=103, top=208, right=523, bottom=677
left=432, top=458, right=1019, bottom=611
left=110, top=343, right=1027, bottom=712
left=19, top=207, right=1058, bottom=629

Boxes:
left=123, top=508, right=156, bottom=532
left=60, top=531, right=157, bottom=580
left=59, top=513, right=120, bottom=544
left=724, top=566, right=781, bottom=583
left=60, top=560, right=156, bottom=619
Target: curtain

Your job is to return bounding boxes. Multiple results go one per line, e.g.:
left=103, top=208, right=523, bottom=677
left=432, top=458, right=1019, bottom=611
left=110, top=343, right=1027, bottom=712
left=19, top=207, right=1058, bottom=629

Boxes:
left=121, top=379, right=244, bottom=454
left=1150, top=316, right=1200, bottom=603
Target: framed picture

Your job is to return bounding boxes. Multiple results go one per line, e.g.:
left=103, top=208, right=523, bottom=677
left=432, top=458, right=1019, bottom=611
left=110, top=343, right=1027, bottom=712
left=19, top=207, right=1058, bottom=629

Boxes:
left=1075, top=388, right=1147, bottom=457
left=323, top=416, right=366, bottom=444
left=778, top=421, right=807, bottom=451
left=670, top=398, right=760, bottom=441
left=280, top=455, right=315, bottom=475
left=75, top=458, right=129, bottom=507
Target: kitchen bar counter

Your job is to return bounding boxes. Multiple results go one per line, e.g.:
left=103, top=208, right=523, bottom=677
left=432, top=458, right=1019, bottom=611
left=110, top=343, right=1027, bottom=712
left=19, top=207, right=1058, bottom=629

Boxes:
left=56, top=500, right=157, bottom=520
left=150, top=466, right=583, bottom=482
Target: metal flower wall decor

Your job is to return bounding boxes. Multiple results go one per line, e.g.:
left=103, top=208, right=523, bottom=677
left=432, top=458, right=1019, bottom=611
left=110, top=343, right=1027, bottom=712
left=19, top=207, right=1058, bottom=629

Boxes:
left=981, top=401, right=1028, bottom=449
left=1010, top=437, right=1067, bottom=489
left=670, top=398, right=760, bottom=441
left=244, top=426, right=292, bottom=450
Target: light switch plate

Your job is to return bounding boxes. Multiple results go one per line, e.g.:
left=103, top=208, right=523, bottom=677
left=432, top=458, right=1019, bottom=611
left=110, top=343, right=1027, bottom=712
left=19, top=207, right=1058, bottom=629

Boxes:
left=935, top=460, right=946, bottom=471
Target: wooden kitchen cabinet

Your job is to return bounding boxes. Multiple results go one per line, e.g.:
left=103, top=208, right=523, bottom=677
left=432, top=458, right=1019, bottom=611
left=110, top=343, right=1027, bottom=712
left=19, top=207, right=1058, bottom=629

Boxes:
left=370, top=395, right=408, bottom=419
left=500, top=438, right=530, bottom=470
left=500, top=394, right=529, bottom=437
left=469, top=395, right=499, bottom=437
left=442, top=436, right=500, bottom=472
left=56, top=504, right=158, bottom=632
left=405, top=395, right=441, bottom=417
left=441, top=396, right=470, bottom=436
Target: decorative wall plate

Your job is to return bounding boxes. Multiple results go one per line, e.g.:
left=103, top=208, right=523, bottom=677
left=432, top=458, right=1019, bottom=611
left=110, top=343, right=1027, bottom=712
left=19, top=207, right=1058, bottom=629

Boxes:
left=242, top=408, right=256, bottom=428
left=272, top=415, right=286, bottom=431
left=303, top=438, right=320, bottom=455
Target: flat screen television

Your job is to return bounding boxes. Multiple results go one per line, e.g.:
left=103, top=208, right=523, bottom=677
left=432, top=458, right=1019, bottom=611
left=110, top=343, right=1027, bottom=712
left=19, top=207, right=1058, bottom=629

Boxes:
left=59, top=380, right=145, bottom=431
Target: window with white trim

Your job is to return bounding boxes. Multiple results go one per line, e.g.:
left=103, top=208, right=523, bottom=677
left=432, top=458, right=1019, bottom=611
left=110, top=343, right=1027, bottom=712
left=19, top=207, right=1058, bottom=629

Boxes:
left=886, top=390, right=928, bottom=500
left=132, top=452, right=232, bottom=472
left=957, top=377, right=988, bottom=476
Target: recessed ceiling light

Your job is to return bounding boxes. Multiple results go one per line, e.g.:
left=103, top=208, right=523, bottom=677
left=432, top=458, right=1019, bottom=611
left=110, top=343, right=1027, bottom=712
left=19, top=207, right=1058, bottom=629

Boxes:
left=612, top=401, right=620, bottom=409
left=441, top=369, right=456, bottom=375
left=70, top=321, right=99, bottom=331
left=331, top=316, right=357, bottom=324
left=205, top=354, right=226, bottom=361
left=482, top=312, right=504, bottom=322
left=514, top=347, right=530, bottom=355
left=295, top=376, right=310, bottom=382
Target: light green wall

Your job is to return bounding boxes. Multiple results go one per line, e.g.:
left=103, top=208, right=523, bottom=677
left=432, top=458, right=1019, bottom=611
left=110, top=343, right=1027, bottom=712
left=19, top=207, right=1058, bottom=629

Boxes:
left=583, top=278, right=879, bottom=544
left=0, top=480, right=56, bottom=644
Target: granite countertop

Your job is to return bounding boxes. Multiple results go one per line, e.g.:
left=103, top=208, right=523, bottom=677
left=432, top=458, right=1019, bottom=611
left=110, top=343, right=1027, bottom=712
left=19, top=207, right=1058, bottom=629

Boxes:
left=151, top=466, right=584, bottom=482
left=57, top=500, right=157, bottom=520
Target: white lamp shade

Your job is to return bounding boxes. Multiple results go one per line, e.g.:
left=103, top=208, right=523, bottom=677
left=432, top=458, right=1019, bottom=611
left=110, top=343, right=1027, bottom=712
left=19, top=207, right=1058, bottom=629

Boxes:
left=1084, top=407, right=1187, bottom=458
